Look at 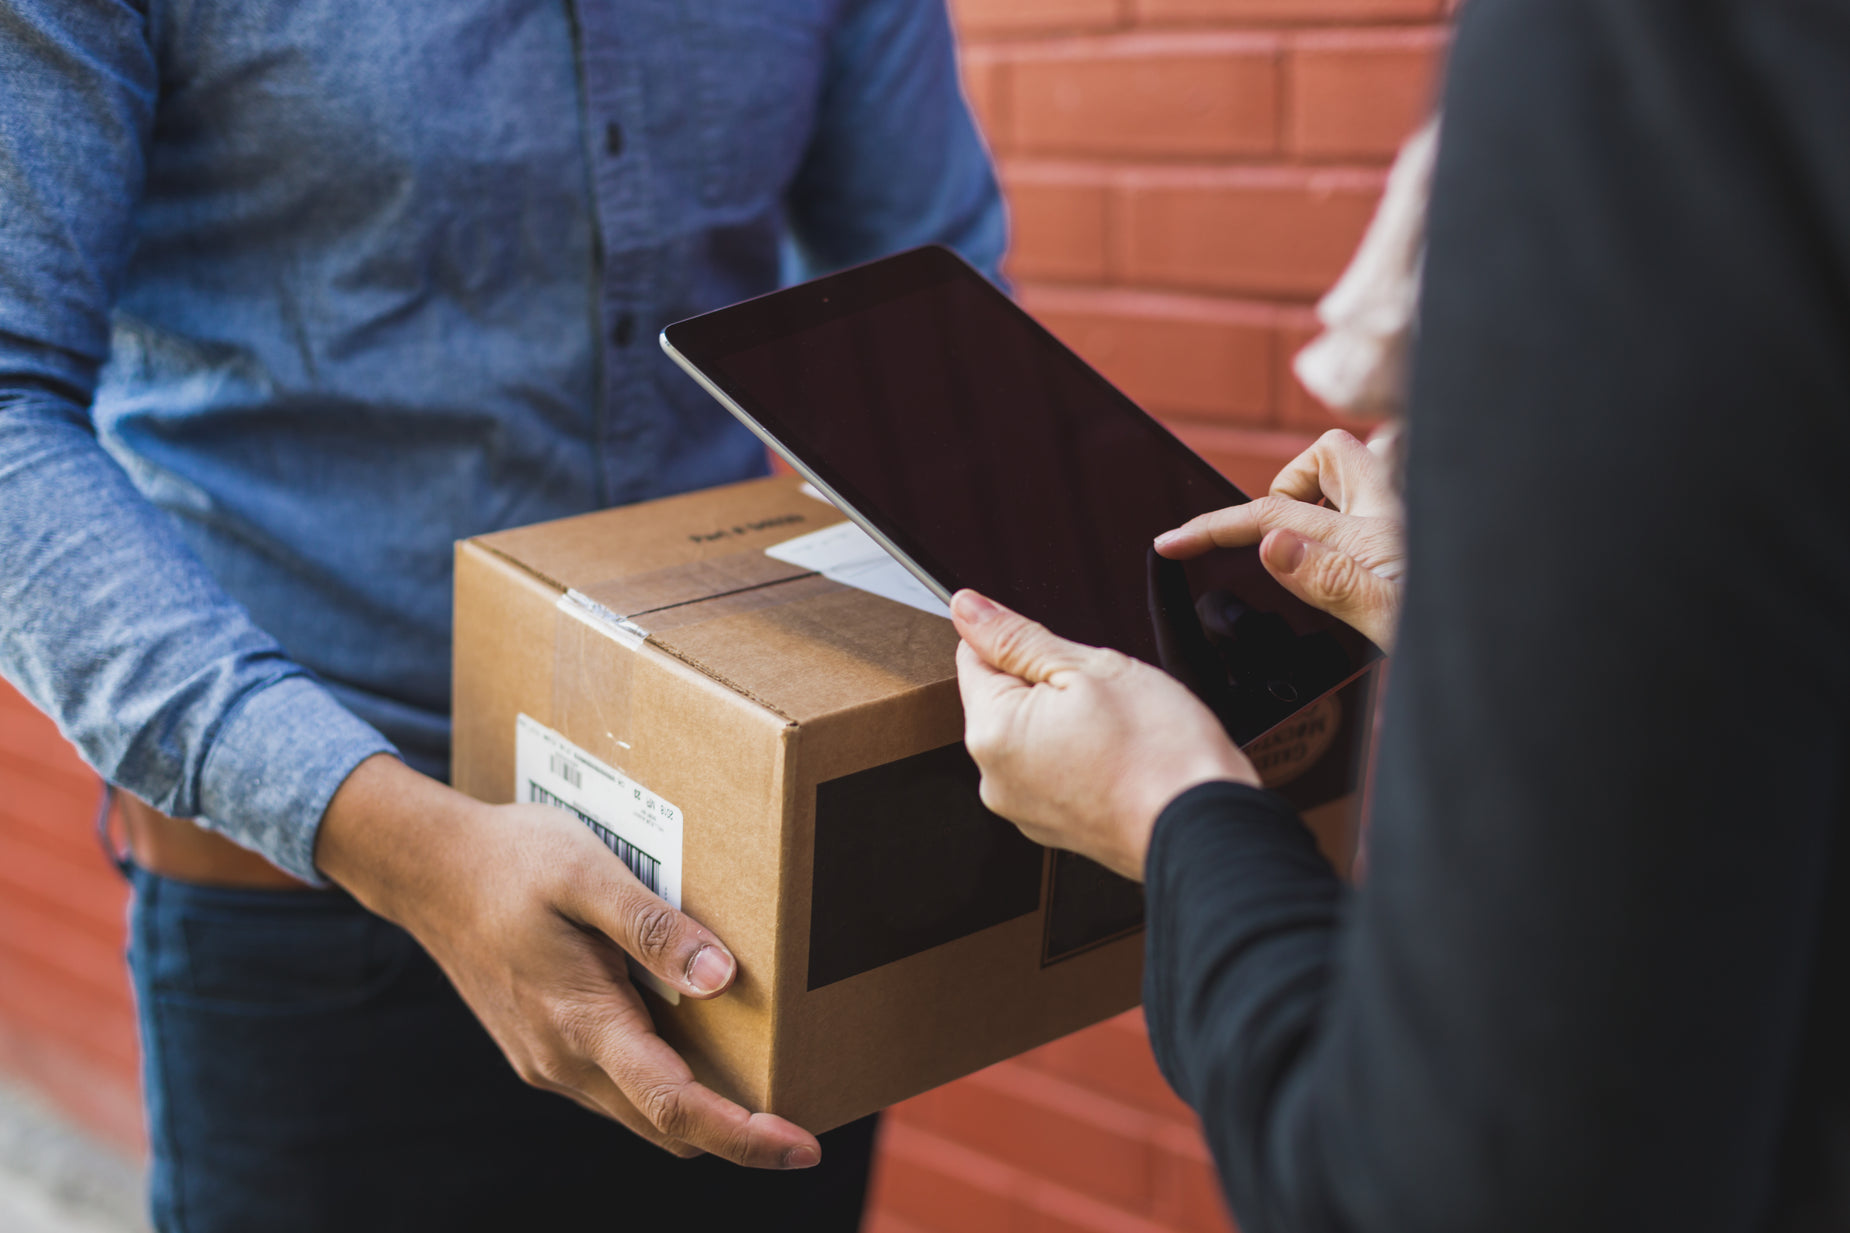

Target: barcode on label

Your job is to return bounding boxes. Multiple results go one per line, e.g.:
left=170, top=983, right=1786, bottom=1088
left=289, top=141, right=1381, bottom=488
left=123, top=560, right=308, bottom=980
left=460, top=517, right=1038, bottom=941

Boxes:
left=528, top=782, right=662, bottom=896
left=549, top=754, right=583, bottom=790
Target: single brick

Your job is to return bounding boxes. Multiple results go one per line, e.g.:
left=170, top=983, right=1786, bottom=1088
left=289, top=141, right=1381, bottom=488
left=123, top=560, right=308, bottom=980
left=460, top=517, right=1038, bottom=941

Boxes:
left=1163, top=421, right=1317, bottom=496
left=1116, top=166, right=1383, bottom=299
left=1151, top=1121, right=1240, bottom=1233
left=1013, top=1008, right=1199, bottom=1123
left=0, top=895, right=126, bottom=1002
left=871, top=1120, right=1024, bottom=1233
left=1022, top=1177, right=1182, bottom=1233
left=0, top=948, right=139, bottom=1076
left=1022, top=286, right=1276, bottom=425
left=1133, top=0, right=1440, bottom=24
left=1288, top=28, right=1447, bottom=160
left=900, top=1061, right=1158, bottom=1211
left=1005, top=33, right=1279, bottom=160
left=2, top=771, right=115, bottom=869
left=0, top=826, right=136, bottom=936
left=1003, top=162, right=1114, bottom=284
left=952, top=0, right=1124, bottom=39
left=960, top=49, right=1010, bottom=150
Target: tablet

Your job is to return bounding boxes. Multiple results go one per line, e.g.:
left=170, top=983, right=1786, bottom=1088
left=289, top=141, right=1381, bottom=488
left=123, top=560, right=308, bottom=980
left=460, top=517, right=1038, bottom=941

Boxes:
left=662, top=245, right=1378, bottom=745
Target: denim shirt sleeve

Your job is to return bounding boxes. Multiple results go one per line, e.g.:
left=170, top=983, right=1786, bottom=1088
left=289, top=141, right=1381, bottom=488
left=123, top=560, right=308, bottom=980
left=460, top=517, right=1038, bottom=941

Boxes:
left=783, top=0, right=1008, bottom=285
left=0, top=0, right=395, bottom=883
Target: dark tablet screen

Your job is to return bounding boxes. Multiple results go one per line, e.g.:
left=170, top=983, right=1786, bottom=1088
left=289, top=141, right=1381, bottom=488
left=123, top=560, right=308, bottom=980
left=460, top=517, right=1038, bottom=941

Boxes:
left=664, top=246, right=1376, bottom=744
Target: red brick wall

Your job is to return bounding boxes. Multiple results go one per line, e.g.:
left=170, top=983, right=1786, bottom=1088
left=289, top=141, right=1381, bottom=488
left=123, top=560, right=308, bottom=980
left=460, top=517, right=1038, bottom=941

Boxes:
left=0, top=685, right=141, bottom=1151
left=0, top=2, right=1447, bottom=1224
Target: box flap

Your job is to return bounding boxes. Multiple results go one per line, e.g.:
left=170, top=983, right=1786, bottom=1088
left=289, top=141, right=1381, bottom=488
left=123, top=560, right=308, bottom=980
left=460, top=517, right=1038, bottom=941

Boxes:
left=469, top=477, right=961, bottom=724
left=474, top=476, right=831, bottom=598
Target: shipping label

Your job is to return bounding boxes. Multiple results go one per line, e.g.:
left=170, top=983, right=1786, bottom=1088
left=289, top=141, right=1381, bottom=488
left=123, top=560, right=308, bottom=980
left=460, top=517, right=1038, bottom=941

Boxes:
left=515, top=713, right=684, bottom=910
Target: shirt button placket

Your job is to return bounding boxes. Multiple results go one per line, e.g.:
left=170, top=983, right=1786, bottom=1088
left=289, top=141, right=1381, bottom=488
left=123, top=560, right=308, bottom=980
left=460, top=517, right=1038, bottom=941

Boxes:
left=576, top=5, right=658, bottom=503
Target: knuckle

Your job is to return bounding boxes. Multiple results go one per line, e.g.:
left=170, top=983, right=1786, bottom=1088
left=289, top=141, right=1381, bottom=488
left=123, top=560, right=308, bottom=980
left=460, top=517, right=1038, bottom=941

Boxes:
left=1251, top=493, right=1296, bottom=525
left=1310, top=548, right=1362, bottom=600
left=1087, top=647, right=1135, bottom=680
left=516, top=1054, right=570, bottom=1093
left=625, top=899, right=683, bottom=963
left=548, top=998, right=602, bottom=1052
left=636, top=1078, right=691, bottom=1136
left=989, top=617, right=1036, bottom=666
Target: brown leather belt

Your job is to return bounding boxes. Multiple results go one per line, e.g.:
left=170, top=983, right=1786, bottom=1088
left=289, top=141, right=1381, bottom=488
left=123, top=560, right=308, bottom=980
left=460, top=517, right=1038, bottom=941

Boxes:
left=118, top=794, right=310, bottom=890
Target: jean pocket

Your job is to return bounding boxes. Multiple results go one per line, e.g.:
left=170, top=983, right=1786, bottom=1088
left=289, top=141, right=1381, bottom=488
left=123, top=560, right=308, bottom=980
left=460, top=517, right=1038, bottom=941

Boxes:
left=133, top=870, right=410, bottom=1011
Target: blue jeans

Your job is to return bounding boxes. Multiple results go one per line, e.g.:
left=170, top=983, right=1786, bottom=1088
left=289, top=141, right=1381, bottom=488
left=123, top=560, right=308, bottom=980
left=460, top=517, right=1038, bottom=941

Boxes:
left=126, top=868, right=877, bottom=1232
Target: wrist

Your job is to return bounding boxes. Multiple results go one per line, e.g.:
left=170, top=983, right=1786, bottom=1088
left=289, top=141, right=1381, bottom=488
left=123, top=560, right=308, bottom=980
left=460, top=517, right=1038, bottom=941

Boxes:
left=1142, top=749, right=1256, bottom=826
left=1124, top=752, right=1257, bottom=880
left=314, top=753, right=486, bottom=928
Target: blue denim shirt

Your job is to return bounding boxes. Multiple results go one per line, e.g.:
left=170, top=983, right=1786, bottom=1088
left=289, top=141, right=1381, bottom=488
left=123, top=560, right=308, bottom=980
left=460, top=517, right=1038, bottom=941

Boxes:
left=0, top=0, right=1004, bottom=881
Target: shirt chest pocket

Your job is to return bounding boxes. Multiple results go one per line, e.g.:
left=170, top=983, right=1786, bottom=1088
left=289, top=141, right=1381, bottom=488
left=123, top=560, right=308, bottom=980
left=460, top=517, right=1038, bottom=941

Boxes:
left=688, top=3, right=832, bottom=209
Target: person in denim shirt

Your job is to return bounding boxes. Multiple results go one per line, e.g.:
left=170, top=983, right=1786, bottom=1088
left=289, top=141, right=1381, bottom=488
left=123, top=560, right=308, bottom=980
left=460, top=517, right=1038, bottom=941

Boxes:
left=0, top=0, right=1004, bottom=1227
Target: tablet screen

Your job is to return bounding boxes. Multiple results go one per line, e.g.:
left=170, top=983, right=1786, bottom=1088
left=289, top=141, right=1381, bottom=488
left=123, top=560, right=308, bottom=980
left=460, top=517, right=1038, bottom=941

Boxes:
left=665, top=246, right=1376, bottom=743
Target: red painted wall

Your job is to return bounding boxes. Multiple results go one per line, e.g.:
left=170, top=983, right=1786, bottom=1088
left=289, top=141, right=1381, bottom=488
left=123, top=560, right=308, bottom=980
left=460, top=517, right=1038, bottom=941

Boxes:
left=0, top=3, right=1448, bottom=1228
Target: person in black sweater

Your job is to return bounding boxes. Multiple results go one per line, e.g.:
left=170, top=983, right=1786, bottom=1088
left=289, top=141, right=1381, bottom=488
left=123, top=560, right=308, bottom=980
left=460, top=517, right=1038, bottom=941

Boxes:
left=948, top=1, right=1850, bottom=1229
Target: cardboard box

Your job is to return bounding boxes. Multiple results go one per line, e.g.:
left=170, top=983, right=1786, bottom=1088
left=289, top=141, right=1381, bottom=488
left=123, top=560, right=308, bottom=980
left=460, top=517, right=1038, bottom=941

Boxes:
left=452, top=475, right=1370, bottom=1132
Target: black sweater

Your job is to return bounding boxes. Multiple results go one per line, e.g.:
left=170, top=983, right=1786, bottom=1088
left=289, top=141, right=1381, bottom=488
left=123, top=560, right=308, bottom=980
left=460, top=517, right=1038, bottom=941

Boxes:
left=1141, top=1, right=1850, bottom=1230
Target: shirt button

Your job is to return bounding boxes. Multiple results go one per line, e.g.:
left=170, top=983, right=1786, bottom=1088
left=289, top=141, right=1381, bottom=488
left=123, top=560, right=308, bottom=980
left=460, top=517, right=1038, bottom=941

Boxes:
left=611, top=313, right=635, bottom=348
left=604, top=121, right=624, bottom=158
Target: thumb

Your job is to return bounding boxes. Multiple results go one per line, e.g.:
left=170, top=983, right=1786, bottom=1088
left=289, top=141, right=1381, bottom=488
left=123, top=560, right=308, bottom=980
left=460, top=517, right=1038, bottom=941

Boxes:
left=950, top=590, right=1093, bottom=686
left=1261, top=530, right=1399, bottom=652
left=558, top=859, right=739, bottom=1001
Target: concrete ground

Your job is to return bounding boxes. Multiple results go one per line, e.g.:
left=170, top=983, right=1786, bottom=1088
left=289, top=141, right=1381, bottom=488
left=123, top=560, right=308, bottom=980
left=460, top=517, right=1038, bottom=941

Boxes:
left=0, top=1080, right=147, bottom=1233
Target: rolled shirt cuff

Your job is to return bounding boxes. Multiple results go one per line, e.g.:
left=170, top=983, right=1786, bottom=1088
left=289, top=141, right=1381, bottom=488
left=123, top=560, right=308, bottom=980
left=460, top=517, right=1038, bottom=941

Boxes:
left=194, top=674, right=399, bottom=885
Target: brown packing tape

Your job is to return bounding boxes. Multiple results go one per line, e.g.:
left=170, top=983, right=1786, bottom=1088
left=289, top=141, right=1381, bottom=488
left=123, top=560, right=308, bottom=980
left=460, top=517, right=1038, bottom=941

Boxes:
left=644, top=582, right=960, bottom=727
left=574, top=547, right=816, bottom=620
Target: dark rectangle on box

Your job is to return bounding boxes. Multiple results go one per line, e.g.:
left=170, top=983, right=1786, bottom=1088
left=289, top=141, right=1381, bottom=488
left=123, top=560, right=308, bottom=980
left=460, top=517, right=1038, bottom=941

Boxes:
left=808, top=742, right=1045, bottom=991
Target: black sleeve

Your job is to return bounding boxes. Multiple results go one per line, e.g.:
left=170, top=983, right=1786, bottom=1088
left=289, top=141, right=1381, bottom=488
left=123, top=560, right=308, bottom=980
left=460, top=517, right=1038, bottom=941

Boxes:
left=1142, top=2, right=1850, bottom=1231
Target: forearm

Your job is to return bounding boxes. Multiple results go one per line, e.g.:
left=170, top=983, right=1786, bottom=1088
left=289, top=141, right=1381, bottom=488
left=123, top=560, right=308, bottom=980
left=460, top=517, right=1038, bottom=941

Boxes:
left=0, top=390, right=393, bottom=879
left=1142, top=783, right=1347, bottom=1233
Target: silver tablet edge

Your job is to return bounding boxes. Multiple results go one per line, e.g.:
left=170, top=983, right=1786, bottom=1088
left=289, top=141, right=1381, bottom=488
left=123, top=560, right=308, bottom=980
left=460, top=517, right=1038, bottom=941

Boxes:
left=659, top=329, right=957, bottom=608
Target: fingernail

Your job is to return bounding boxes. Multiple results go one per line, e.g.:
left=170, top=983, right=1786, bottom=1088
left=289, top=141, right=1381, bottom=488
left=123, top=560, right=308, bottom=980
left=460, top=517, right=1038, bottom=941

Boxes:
left=686, top=945, right=734, bottom=995
left=1265, top=532, right=1308, bottom=575
left=951, top=590, right=997, bottom=624
left=783, top=1145, right=821, bottom=1170
left=1153, top=529, right=1183, bottom=551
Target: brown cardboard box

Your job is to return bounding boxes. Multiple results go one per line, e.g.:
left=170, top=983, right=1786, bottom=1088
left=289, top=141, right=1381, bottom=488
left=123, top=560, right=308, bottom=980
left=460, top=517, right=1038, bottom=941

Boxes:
left=452, top=474, right=1369, bottom=1133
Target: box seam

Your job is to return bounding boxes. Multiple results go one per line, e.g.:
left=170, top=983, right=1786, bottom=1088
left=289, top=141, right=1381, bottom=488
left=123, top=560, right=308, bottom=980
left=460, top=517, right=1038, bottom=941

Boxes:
left=470, top=536, right=811, bottom=725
